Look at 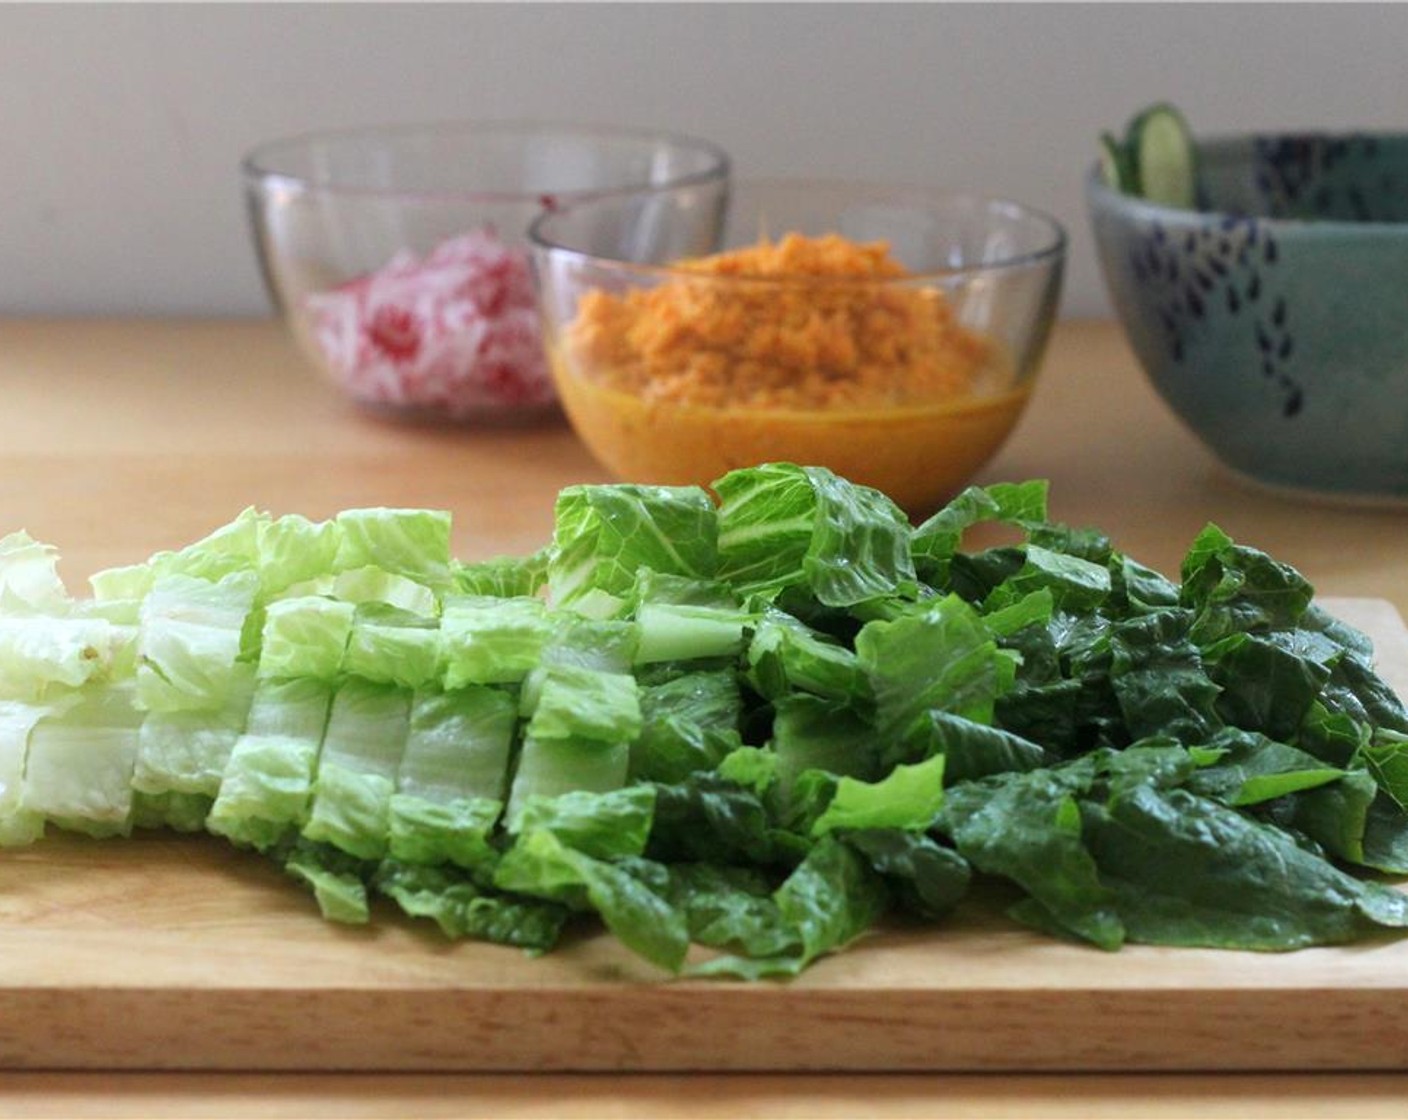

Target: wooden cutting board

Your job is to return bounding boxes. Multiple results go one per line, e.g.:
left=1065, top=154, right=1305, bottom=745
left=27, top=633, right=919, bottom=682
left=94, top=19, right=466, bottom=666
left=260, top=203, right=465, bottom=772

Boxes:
left=1, top=598, right=1406, bottom=1075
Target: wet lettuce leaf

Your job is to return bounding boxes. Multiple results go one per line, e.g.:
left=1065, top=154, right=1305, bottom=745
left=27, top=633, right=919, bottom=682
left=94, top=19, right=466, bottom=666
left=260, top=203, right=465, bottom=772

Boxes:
left=1083, top=783, right=1408, bottom=949
left=690, top=835, right=888, bottom=979
left=494, top=829, right=690, bottom=972
left=940, top=758, right=1124, bottom=950
left=548, top=483, right=718, bottom=618
left=628, top=668, right=743, bottom=783
left=843, top=829, right=970, bottom=920
left=715, top=463, right=917, bottom=607
left=941, top=745, right=1408, bottom=951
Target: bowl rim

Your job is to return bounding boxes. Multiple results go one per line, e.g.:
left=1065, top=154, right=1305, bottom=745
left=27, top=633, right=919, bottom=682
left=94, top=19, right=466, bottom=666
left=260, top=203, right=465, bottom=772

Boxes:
left=1085, top=129, right=1408, bottom=232
left=528, top=176, right=1068, bottom=285
left=241, top=118, right=732, bottom=204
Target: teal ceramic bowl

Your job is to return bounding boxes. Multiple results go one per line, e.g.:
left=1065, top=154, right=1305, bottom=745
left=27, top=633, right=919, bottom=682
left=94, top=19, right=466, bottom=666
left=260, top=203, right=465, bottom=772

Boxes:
left=1088, top=132, right=1408, bottom=501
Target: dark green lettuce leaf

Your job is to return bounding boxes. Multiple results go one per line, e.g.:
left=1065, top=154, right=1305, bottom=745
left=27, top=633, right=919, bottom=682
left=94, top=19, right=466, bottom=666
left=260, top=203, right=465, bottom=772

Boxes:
left=770, top=693, right=881, bottom=797
left=889, top=709, right=1049, bottom=784
left=843, top=829, right=970, bottom=919
left=1110, top=554, right=1182, bottom=615
left=1301, top=602, right=1376, bottom=660
left=1296, top=700, right=1370, bottom=768
left=646, top=770, right=805, bottom=869
left=663, top=862, right=800, bottom=958
left=939, top=743, right=1408, bottom=953
left=628, top=669, right=744, bottom=784
left=1362, top=795, right=1408, bottom=874
left=1268, top=770, right=1379, bottom=866
left=1202, top=632, right=1331, bottom=742
left=690, top=835, right=888, bottom=979
left=983, top=545, right=1112, bottom=616
left=1028, top=521, right=1112, bottom=565
left=1363, top=731, right=1408, bottom=808
left=1083, top=784, right=1408, bottom=949
left=938, top=760, right=1124, bottom=950
left=1323, top=652, right=1408, bottom=734
left=1184, top=729, right=1346, bottom=807
left=944, top=547, right=1027, bottom=604
left=745, top=608, right=872, bottom=705
left=1107, top=609, right=1222, bottom=742
left=1180, top=524, right=1316, bottom=644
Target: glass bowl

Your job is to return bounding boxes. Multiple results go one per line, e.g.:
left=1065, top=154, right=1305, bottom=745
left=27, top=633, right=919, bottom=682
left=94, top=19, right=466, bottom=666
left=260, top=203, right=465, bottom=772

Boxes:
left=244, top=121, right=730, bottom=424
left=529, top=178, right=1066, bottom=513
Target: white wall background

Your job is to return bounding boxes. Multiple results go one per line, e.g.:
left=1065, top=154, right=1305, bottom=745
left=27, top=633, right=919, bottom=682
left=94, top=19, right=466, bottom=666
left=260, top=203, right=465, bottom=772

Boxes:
left=4, top=2, right=1408, bottom=319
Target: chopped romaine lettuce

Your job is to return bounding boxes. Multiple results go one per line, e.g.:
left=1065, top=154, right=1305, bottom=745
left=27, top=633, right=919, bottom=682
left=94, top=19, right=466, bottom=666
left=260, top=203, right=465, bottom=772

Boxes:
left=258, top=595, right=355, bottom=680
left=715, top=463, right=916, bottom=607
left=548, top=483, right=718, bottom=617
left=22, top=681, right=144, bottom=838
left=440, top=595, right=552, bottom=687
left=302, top=680, right=413, bottom=860
left=132, top=661, right=257, bottom=802
left=136, top=570, right=259, bottom=712
left=0, top=695, right=75, bottom=845
left=333, top=508, right=453, bottom=592
left=1, top=472, right=1407, bottom=979
left=343, top=604, right=440, bottom=690
left=206, top=676, right=334, bottom=851
left=388, top=685, right=515, bottom=869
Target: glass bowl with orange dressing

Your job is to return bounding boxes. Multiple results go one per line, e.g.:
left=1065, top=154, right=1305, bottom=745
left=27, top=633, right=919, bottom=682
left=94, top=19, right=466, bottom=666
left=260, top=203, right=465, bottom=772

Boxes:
left=529, top=179, right=1065, bottom=514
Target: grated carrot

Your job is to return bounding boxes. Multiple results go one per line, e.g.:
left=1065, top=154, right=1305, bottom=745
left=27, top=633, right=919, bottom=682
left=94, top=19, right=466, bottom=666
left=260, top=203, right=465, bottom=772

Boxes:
left=564, top=233, right=997, bottom=410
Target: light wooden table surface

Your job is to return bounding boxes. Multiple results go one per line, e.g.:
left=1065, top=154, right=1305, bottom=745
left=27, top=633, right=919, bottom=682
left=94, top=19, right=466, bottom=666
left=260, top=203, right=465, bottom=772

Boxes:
left=1, top=316, right=1406, bottom=1118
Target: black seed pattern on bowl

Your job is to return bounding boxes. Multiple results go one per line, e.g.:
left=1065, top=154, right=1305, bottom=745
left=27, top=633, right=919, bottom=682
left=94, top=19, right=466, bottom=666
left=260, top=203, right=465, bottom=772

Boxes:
left=1130, top=217, right=1303, bottom=418
left=1253, top=133, right=1408, bottom=222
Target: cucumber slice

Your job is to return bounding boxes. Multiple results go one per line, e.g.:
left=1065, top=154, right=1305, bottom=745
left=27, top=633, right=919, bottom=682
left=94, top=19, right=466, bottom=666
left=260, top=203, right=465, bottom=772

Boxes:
left=1127, top=103, right=1197, bottom=208
left=1098, top=131, right=1138, bottom=195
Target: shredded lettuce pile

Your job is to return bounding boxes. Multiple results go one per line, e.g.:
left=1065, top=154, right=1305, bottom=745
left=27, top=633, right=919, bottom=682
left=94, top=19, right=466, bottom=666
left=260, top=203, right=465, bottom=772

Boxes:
left=3, top=464, right=1408, bottom=977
